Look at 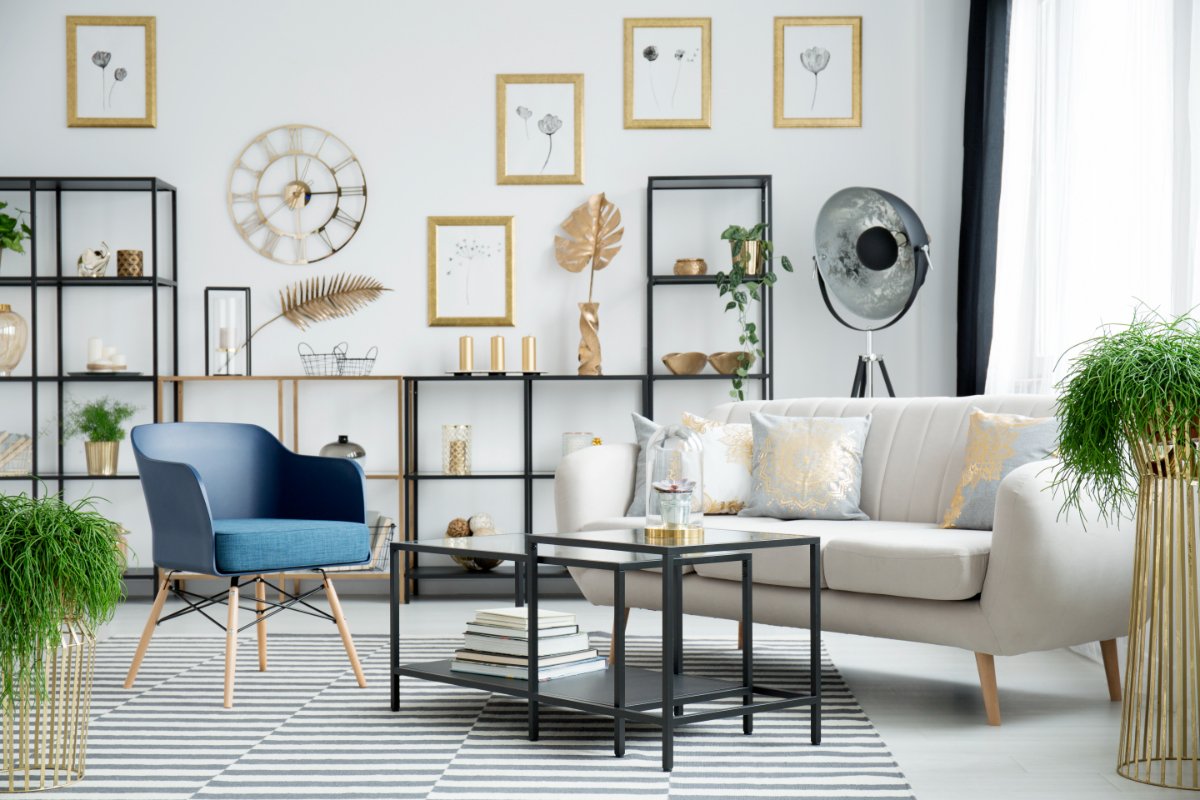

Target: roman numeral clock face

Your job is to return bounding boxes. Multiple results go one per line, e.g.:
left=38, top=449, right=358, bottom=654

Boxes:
left=227, top=124, right=367, bottom=265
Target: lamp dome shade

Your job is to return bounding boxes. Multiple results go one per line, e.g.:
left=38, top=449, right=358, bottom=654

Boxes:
left=814, top=187, right=930, bottom=322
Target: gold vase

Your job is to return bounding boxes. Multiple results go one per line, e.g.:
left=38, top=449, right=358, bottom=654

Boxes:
left=84, top=441, right=119, bottom=476
left=1116, top=434, right=1200, bottom=790
left=2, top=619, right=96, bottom=793
left=578, top=302, right=601, bottom=376
left=731, top=241, right=765, bottom=276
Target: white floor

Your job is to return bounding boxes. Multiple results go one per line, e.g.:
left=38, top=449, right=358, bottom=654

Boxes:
left=104, top=591, right=1196, bottom=800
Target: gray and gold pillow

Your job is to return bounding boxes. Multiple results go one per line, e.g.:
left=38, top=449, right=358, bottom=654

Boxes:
left=941, top=409, right=1057, bottom=531
left=740, top=413, right=871, bottom=521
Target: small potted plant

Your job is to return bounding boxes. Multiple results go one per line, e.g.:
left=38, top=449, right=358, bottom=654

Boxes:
left=64, top=397, right=137, bottom=476
left=0, top=491, right=125, bottom=791
left=0, top=201, right=31, bottom=275
left=715, top=224, right=794, bottom=400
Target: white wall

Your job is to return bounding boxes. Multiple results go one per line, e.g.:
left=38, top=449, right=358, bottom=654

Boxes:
left=0, top=1, right=968, bottom=581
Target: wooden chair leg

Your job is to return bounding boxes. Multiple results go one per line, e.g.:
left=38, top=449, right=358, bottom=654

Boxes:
left=124, top=577, right=170, bottom=688
left=975, top=652, right=1001, bottom=726
left=255, top=576, right=267, bottom=672
left=324, top=576, right=367, bottom=688
left=1100, top=639, right=1122, bottom=701
left=224, top=580, right=239, bottom=709
left=609, top=607, right=631, bottom=665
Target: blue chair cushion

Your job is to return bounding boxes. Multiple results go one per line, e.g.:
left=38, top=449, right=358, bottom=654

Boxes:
left=213, top=518, right=370, bottom=574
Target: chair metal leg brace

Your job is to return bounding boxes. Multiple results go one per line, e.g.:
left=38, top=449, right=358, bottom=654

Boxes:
left=157, top=575, right=337, bottom=632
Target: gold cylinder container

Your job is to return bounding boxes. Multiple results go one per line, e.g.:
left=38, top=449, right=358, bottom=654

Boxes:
left=1116, top=433, right=1200, bottom=790
left=84, top=441, right=119, bottom=476
left=2, top=619, right=96, bottom=793
left=490, top=336, right=505, bottom=372
left=458, top=336, right=474, bottom=372
left=116, top=250, right=143, bottom=278
left=442, top=425, right=471, bottom=476
left=521, top=336, right=537, bottom=372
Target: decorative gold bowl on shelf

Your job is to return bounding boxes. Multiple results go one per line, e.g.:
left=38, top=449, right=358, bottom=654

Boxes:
left=708, top=351, right=756, bottom=375
left=673, top=258, right=708, bottom=276
left=662, top=352, right=708, bottom=375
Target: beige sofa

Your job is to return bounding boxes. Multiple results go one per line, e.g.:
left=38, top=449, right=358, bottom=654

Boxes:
left=554, top=395, right=1133, bottom=725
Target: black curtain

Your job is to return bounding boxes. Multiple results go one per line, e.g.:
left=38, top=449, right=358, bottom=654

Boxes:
left=956, top=0, right=1012, bottom=396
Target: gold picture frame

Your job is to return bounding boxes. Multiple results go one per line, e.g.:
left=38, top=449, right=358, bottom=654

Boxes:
left=66, top=16, right=157, bottom=128
left=774, top=16, right=861, bottom=128
left=624, top=18, right=711, bottom=129
left=496, top=74, right=584, bottom=185
left=427, top=216, right=515, bottom=327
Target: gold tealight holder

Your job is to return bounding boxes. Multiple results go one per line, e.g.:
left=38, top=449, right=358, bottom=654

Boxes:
left=643, top=526, right=705, bottom=546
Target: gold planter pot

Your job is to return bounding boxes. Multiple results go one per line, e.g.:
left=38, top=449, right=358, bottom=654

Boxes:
left=578, top=302, right=601, bottom=376
left=83, top=441, right=119, bottom=476
left=1116, top=434, right=1200, bottom=790
left=731, top=240, right=765, bottom=276
left=2, top=619, right=97, bottom=793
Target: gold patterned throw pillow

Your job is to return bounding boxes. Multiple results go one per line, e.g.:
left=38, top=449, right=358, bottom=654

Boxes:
left=941, top=410, right=1057, bottom=530
left=681, top=412, right=753, bottom=515
left=739, top=413, right=871, bottom=521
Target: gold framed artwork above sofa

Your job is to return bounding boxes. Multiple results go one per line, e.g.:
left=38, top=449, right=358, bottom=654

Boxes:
left=496, top=74, right=584, bottom=185
left=427, top=216, right=514, bottom=327
left=774, top=16, right=861, bottom=128
left=624, top=17, right=711, bottom=129
left=66, top=15, right=157, bottom=128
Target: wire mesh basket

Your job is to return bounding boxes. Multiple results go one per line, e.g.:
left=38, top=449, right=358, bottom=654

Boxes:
left=324, top=518, right=395, bottom=573
left=336, top=344, right=378, bottom=376
left=298, top=343, right=378, bottom=376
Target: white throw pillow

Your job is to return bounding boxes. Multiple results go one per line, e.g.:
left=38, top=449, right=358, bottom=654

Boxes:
left=681, top=412, right=753, bottom=515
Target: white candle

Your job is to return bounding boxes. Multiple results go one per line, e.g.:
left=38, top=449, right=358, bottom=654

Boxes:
left=102, top=346, right=118, bottom=360
left=87, top=337, right=103, bottom=363
left=111, top=354, right=127, bottom=367
left=219, top=326, right=234, bottom=350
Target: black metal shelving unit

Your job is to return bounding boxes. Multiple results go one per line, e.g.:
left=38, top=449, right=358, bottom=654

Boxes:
left=402, top=175, right=775, bottom=600
left=0, top=177, right=179, bottom=584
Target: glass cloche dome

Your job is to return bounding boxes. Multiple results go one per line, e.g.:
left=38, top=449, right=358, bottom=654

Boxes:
left=644, top=424, right=704, bottom=531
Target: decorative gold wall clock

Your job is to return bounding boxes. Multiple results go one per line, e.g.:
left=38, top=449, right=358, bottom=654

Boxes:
left=227, top=124, right=367, bottom=265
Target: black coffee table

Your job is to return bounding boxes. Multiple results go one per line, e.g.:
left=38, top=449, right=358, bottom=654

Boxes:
left=388, top=527, right=822, bottom=772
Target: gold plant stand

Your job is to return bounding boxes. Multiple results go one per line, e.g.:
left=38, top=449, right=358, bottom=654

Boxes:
left=1117, top=435, right=1200, bottom=790
left=2, top=620, right=96, bottom=793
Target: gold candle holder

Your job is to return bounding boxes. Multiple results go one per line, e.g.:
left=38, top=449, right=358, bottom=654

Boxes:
left=442, top=424, right=471, bottom=475
left=490, top=336, right=505, bottom=372
left=522, top=336, right=537, bottom=372
left=458, top=336, right=474, bottom=372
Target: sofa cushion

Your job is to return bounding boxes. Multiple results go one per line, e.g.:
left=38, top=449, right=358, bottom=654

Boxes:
left=822, top=527, right=992, bottom=600
left=213, top=518, right=370, bottom=574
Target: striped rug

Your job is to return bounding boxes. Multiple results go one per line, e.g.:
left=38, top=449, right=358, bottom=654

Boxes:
left=31, top=634, right=914, bottom=799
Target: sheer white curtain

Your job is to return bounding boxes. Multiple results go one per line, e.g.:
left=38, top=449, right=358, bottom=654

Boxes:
left=986, top=0, right=1200, bottom=394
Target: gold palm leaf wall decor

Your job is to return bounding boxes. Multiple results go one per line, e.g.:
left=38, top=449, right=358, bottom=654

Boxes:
left=554, top=193, right=623, bottom=375
left=245, top=273, right=392, bottom=344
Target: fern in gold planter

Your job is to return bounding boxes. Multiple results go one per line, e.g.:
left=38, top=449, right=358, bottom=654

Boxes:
left=238, top=273, right=392, bottom=356
left=554, top=193, right=624, bottom=375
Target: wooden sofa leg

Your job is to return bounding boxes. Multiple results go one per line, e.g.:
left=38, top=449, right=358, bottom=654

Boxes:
left=975, top=652, right=1001, bottom=726
left=1100, top=639, right=1122, bottom=701
left=124, top=576, right=170, bottom=689
left=609, top=608, right=631, bottom=665
left=224, top=580, right=239, bottom=709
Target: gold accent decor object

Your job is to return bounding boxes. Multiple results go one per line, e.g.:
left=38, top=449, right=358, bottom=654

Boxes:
left=442, top=425, right=471, bottom=476
left=1116, top=432, right=1200, bottom=790
left=554, top=193, right=624, bottom=376
left=774, top=17, right=862, bottom=129
left=708, top=351, right=756, bottom=375
left=732, top=240, right=765, bottom=275
left=624, top=17, right=712, bottom=129
left=116, top=249, right=143, bottom=277
left=662, top=352, right=707, bottom=375
left=263, top=274, right=390, bottom=333
left=644, top=526, right=705, bottom=546
left=521, top=336, right=537, bottom=372
left=496, top=73, right=584, bottom=185
left=84, top=441, right=119, bottom=476
left=673, top=258, right=707, bottom=276
left=66, top=16, right=156, bottom=128
left=490, top=336, right=505, bottom=372
left=427, top=216, right=515, bottom=327
left=2, top=620, right=96, bottom=793
left=458, top=336, right=474, bottom=372
left=0, top=304, right=28, bottom=376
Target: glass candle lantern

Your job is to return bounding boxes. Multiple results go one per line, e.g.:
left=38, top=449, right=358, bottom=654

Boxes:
left=204, top=287, right=252, bottom=376
left=644, top=423, right=704, bottom=530
left=562, top=431, right=594, bottom=456
left=442, top=424, right=472, bottom=475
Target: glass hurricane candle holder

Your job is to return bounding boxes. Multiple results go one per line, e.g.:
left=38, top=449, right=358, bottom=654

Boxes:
left=644, top=424, right=704, bottom=530
left=442, top=424, right=472, bottom=475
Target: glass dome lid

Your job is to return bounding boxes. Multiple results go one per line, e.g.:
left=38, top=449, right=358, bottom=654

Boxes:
left=644, top=423, right=704, bottom=531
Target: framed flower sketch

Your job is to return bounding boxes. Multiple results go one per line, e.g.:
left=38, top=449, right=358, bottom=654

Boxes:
left=496, top=74, right=583, bottom=185
left=427, top=216, right=515, bottom=327
left=624, top=18, right=711, bottom=129
left=774, top=17, right=861, bottom=128
left=66, top=16, right=156, bottom=128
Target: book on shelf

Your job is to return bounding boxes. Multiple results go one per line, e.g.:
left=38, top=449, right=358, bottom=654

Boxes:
left=450, top=656, right=607, bottom=682
left=473, top=607, right=575, bottom=630
left=464, top=621, right=579, bottom=639
left=453, top=647, right=599, bottom=668
left=462, top=631, right=590, bottom=657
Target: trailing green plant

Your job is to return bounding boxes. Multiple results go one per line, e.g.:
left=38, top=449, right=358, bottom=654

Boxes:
left=716, top=223, right=794, bottom=400
left=1053, top=309, right=1200, bottom=523
left=63, top=397, right=137, bottom=443
left=0, top=490, right=126, bottom=706
left=0, top=201, right=31, bottom=271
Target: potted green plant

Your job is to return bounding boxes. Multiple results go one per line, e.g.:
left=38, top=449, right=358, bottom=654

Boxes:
left=715, top=224, right=794, bottom=400
left=1053, top=310, right=1200, bottom=789
left=64, top=397, right=137, bottom=476
left=0, top=202, right=31, bottom=276
left=0, top=491, right=126, bottom=791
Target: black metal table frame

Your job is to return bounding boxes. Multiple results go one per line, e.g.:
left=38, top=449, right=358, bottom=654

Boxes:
left=388, top=533, right=821, bottom=772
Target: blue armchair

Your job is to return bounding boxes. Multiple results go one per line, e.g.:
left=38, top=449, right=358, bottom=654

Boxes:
left=124, top=422, right=371, bottom=707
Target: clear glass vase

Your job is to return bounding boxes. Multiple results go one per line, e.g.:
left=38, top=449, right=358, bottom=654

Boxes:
left=644, top=423, right=704, bottom=530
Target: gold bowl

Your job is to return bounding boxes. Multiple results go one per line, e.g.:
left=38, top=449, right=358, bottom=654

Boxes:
left=673, top=258, right=708, bottom=276
left=661, top=352, right=708, bottom=375
left=708, top=351, right=756, bottom=375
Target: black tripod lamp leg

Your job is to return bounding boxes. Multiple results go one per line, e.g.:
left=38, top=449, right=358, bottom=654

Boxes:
left=877, top=358, right=897, bottom=398
left=850, top=358, right=867, bottom=398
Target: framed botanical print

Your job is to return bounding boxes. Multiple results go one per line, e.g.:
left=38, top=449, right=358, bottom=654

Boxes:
left=496, top=74, right=583, bottom=185
left=774, top=17, right=861, bottom=128
left=624, top=18, right=711, bottom=129
left=66, top=16, right=156, bottom=128
left=428, top=216, right=514, bottom=327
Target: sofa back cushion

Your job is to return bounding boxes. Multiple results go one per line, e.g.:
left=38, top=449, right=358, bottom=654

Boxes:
left=703, top=395, right=1055, bottom=524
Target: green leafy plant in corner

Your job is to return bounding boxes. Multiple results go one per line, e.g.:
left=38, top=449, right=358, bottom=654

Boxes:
left=1053, top=309, right=1200, bottom=524
left=0, top=490, right=126, bottom=706
left=63, top=397, right=137, bottom=443
left=715, top=224, right=794, bottom=401
left=0, top=201, right=32, bottom=273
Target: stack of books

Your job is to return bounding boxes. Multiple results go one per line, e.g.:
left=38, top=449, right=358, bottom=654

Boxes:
left=450, top=607, right=607, bottom=681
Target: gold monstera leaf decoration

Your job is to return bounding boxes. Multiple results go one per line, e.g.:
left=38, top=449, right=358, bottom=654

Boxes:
left=554, top=192, right=623, bottom=302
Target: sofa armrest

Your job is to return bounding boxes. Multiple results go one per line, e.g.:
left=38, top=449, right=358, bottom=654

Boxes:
left=980, top=459, right=1135, bottom=655
left=554, top=443, right=639, bottom=532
